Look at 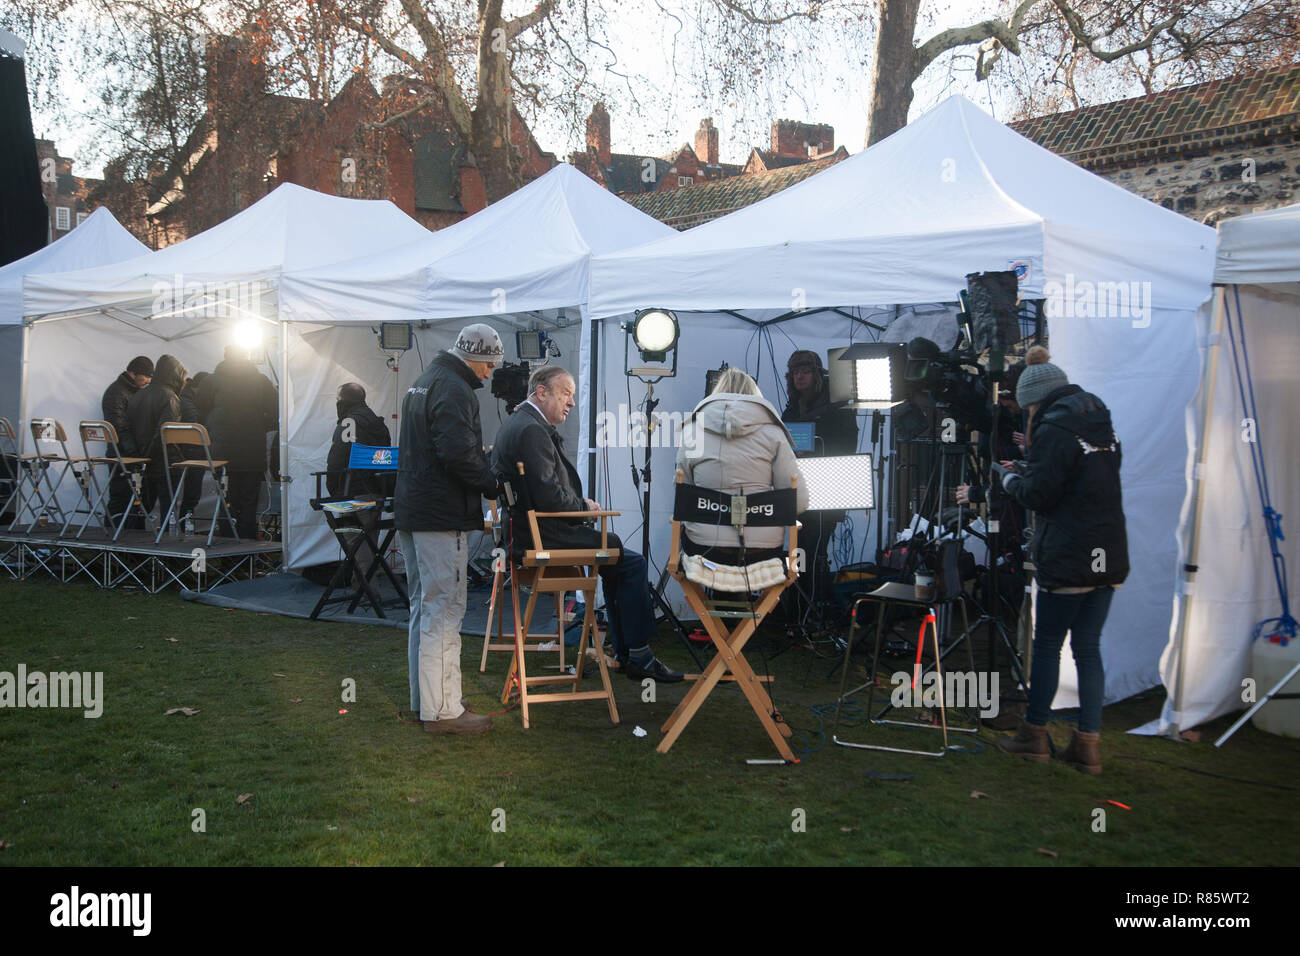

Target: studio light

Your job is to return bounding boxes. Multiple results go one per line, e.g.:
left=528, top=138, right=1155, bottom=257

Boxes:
left=624, top=308, right=680, bottom=381
left=797, top=454, right=875, bottom=511
left=379, top=322, right=412, bottom=352
left=233, top=319, right=264, bottom=351
left=829, top=342, right=906, bottom=409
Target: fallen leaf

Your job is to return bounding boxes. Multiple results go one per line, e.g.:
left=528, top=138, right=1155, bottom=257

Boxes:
left=406, top=796, right=423, bottom=804
left=135, top=645, right=143, bottom=649
left=1036, top=848, right=1058, bottom=858
left=163, top=707, right=200, bottom=716
left=111, top=781, right=120, bottom=789
left=289, top=697, right=303, bottom=704
left=0, top=841, right=12, bottom=849
left=970, top=790, right=989, bottom=799
left=236, top=793, right=254, bottom=805
left=273, top=673, right=288, bottom=678
left=840, top=826, right=855, bottom=833
left=492, top=861, right=506, bottom=867
left=326, top=825, right=338, bottom=831
left=347, top=860, right=361, bottom=866
left=164, top=637, right=178, bottom=643
left=125, top=616, right=137, bottom=621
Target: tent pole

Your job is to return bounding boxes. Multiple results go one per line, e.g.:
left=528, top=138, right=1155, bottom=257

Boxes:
left=279, top=318, right=290, bottom=561
left=1168, top=285, right=1227, bottom=737
left=587, top=311, right=599, bottom=494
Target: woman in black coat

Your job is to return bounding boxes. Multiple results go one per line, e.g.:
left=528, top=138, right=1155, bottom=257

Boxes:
left=963, top=347, right=1128, bottom=774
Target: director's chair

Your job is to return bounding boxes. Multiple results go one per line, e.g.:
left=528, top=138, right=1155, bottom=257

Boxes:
left=660, top=472, right=800, bottom=761
left=308, top=443, right=406, bottom=620
left=499, top=462, right=620, bottom=728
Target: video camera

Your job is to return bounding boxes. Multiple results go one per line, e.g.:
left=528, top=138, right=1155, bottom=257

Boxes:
left=491, top=361, right=530, bottom=414
left=903, top=336, right=988, bottom=429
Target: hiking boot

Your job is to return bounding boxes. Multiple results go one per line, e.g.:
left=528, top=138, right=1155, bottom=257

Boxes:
left=424, top=711, right=492, bottom=735
left=996, top=719, right=1050, bottom=762
left=1061, top=730, right=1102, bottom=775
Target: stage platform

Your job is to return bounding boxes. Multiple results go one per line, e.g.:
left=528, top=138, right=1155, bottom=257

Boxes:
left=0, top=526, right=282, bottom=594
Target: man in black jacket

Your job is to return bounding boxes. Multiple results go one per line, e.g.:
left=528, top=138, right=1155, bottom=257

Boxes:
left=396, top=325, right=502, bottom=735
left=101, top=356, right=153, bottom=526
left=125, top=354, right=187, bottom=526
left=969, top=348, right=1128, bottom=774
left=491, top=365, right=683, bottom=684
left=199, top=346, right=278, bottom=539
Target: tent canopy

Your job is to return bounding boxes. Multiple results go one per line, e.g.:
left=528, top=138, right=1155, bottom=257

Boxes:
left=22, top=183, right=430, bottom=323
left=280, top=163, right=676, bottom=325
left=584, top=94, right=1217, bottom=709
left=1215, top=202, right=1300, bottom=290
left=1, top=206, right=147, bottom=325
left=590, top=95, right=1212, bottom=318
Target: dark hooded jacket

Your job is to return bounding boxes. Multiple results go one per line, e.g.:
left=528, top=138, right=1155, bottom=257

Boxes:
left=102, top=371, right=143, bottom=454
left=781, top=373, right=858, bottom=456
left=394, top=351, right=498, bottom=532
left=327, top=400, right=392, bottom=497
left=126, top=354, right=188, bottom=469
left=198, top=356, right=278, bottom=472
left=1002, top=384, right=1129, bottom=591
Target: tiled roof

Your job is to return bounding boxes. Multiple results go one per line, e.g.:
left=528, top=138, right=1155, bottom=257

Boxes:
left=1011, top=66, right=1300, bottom=168
left=622, top=147, right=848, bottom=229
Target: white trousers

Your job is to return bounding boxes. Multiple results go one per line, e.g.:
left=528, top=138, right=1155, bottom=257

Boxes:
left=399, top=529, right=467, bottom=722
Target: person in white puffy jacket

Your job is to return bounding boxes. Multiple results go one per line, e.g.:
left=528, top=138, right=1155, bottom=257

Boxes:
left=675, top=368, right=809, bottom=564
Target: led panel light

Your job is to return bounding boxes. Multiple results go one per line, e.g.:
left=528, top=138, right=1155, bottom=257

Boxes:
left=797, top=454, right=874, bottom=511
left=516, top=329, right=546, bottom=360
left=832, top=342, right=906, bottom=408
left=379, top=322, right=412, bottom=351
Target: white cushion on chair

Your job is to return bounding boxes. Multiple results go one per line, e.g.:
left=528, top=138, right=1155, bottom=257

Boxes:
left=681, top=553, right=787, bottom=592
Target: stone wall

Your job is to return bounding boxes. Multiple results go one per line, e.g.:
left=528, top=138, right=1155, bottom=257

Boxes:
left=1094, top=138, right=1300, bottom=225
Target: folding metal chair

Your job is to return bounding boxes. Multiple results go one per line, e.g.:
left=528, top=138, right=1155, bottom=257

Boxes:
left=156, top=422, right=238, bottom=546
left=831, top=538, right=979, bottom=758
left=73, top=420, right=152, bottom=540
left=660, top=472, right=801, bottom=760
left=307, top=444, right=406, bottom=619
left=500, top=462, right=620, bottom=728
left=23, top=418, right=84, bottom=533
left=0, top=418, right=37, bottom=530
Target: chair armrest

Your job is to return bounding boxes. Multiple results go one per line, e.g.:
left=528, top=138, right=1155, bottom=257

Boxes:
left=532, top=510, right=621, bottom=519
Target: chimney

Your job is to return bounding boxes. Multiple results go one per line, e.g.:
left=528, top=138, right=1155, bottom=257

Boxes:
left=586, top=102, right=611, bottom=168
left=204, top=31, right=266, bottom=117
left=694, top=118, right=719, bottom=165
left=771, top=120, right=835, bottom=159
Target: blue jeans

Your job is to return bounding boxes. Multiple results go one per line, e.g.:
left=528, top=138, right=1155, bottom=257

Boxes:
left=1027, top=587, right=1114, bottom=733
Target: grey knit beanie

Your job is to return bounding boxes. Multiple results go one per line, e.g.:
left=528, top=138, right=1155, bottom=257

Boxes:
left=1016, top=361, right=1069, bottom=407
left=452, top=323, right=504, bottom=364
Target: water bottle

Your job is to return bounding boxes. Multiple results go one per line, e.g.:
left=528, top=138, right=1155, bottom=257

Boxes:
left=183, top=513, right=194, bottom=537
left=168, top=511, right=177, bottom=538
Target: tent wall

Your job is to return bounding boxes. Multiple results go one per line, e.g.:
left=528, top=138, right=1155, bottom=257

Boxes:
left=1, top=324, right=21, bottom=426
left=1149, top=284, right=1300, bottom=733
left=283, top=317, right=581, bottom=569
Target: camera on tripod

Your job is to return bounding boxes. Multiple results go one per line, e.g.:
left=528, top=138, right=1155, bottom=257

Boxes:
left=490, top=361, right=530, bottom=414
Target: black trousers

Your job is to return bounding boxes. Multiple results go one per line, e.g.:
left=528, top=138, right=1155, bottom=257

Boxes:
left=220, top=470, right=262, bottom=539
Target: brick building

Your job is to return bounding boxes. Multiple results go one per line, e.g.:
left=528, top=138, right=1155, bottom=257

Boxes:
left=34, top=140, right=101, bottom=243
left=570, top=103, right=838, bottom=207
left=131, top=33, right=555, bottom=246
left=1012, top=65, right=1300, bottom=224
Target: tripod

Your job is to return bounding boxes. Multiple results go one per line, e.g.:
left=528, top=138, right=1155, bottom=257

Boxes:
left=631, top=381, right=705, bottom=670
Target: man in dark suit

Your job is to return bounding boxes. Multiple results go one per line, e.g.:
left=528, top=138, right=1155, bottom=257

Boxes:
left=491, top=365, right=682, bottom=683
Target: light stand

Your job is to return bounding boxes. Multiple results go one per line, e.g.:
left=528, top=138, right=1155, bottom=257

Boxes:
left=623, top=310, right=705, bottom=669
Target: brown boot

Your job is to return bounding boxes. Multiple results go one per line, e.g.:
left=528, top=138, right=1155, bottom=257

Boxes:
left=996, top=719, right=1050, bottom=762
left=1061, top=730, right=1101, bottom=775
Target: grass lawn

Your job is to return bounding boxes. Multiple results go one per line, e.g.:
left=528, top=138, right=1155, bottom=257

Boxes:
left=0, top=577, right=1296, bottom=867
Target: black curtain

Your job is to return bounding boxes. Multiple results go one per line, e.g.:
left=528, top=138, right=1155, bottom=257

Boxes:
left=0, top=52, right=48, bottom=266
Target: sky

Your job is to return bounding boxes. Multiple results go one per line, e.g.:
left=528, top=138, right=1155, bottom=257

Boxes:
left=21, top=1, right=1043, bottom=180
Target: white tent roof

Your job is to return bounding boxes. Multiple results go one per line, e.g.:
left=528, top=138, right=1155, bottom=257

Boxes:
left=1215, top=202, right=1300, bottom=286
left=280, top=163, right=676, bottom=324
left=22, top=183, right=430, bottom=321
left=1, top=206, right=147, bottom=325
left=590, top=94, right=1214, bottom=318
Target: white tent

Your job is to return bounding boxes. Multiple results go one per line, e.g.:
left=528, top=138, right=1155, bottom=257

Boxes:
left=587, top=94, right=1217, bottom=708
left=1140, top=203, right=1300, bottom=735
left=1, top=207, right=147, bottom=425
left=18, top=183, right=430, bottom=536
left=270, top=163, right=676, bottom=567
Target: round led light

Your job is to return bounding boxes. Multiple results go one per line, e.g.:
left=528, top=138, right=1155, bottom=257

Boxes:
left=633, top=309, right=678, bottom=354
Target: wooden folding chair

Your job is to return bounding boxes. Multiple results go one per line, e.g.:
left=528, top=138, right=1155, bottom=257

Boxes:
left=156, top=422, right=238, bottom=546
left=660, top=473, right=801, bottom=760
left=23, top=418, right=85, bottom=533
left=500, top=463, right=620, bottom=728
left=74, top=420, right=152, bottom=540
left=0, top=417, right=38, bottom=530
